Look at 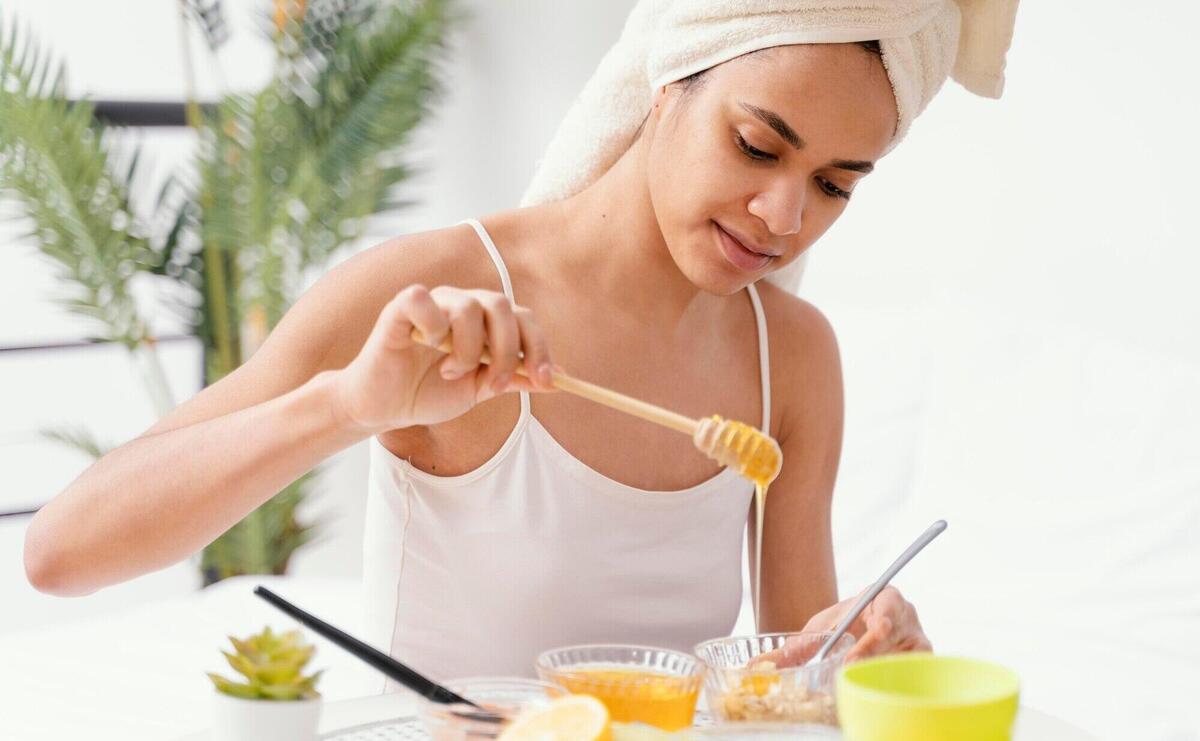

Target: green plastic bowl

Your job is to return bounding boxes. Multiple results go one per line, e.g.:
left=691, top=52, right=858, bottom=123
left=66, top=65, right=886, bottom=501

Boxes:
left=836, top=654, right=1019, bottom=741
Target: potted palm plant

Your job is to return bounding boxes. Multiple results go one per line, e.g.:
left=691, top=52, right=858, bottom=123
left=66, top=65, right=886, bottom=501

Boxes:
left=0, top=0, right=452, bottom=583
left=208, top=626, right=323, bottom=741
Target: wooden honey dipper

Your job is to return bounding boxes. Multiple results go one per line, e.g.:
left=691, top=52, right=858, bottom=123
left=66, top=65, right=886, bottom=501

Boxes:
left=410, top=329, right=782, bottom=487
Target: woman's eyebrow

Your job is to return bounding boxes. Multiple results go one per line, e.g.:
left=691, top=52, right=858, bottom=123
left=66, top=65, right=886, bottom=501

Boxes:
left=739, top=101, right=876, bottom=174
left=830, top=159, right=874, bottom=174
left=741, top=102, right=804, bottom=149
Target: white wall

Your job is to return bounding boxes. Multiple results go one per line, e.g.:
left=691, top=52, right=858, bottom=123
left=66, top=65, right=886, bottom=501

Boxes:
left=801, top=4, right=1200, bottom=738
left=2, top=2, right=1198, bottom=739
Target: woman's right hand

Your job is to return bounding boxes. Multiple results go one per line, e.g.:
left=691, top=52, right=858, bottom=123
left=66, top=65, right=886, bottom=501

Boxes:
left=332, top=284, right=556, bottom=433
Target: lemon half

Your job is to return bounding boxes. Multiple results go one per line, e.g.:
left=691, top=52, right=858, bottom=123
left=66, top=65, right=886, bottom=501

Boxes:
left=498, top=694, right=612, bottom=741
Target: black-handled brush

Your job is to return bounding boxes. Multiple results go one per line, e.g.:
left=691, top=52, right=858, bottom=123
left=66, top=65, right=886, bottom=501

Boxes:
left=253, top=585, right=499, bottom=720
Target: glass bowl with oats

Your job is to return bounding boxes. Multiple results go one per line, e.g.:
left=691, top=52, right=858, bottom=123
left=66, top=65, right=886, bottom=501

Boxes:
left=694, top=632, right=856, bottom=727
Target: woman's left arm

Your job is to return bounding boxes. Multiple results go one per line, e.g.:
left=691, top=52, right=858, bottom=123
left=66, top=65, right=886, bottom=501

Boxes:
left=757, top=295, right=929, bottom=661
left=754, top=297, right=842, bottom=632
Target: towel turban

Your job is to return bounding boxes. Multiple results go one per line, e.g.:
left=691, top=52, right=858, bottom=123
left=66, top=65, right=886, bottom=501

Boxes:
left=521, top=0, right=1020, bottom=292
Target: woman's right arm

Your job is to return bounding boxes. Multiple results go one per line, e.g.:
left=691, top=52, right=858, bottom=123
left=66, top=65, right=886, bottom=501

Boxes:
left=23, top=231, right=553, bottom=596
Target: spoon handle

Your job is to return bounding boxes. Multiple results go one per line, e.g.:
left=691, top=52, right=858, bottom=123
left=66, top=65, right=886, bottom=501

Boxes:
left=410, top=328, right=699, bottom=435
left=810, top=520, right=948, bottom=664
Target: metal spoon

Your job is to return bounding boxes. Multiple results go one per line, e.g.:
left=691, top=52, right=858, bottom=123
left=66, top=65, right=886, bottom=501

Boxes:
left=807, top=519, right=948, bottom=666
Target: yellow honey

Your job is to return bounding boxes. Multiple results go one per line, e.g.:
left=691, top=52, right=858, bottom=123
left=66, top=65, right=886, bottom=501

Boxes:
left=691, top=414, right=781, bottom=627
left=553, top=668, right=700, bottom=731
left=695, top=416, right=781, bottom=486
left=753, top=482, right=767, bottom=625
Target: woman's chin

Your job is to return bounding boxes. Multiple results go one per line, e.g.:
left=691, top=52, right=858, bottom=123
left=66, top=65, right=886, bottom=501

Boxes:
left=679, top=259, right=755, bottom=296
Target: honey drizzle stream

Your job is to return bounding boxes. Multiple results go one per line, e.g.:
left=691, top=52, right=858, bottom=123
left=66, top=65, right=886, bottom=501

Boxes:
left=692, top=415, right=780, bottom=631
left=754, top=482, right=766, bottom=629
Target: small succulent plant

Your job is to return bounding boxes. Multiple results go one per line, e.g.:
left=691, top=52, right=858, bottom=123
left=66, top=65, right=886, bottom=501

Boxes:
left=208, top=626, right=323, bottom=701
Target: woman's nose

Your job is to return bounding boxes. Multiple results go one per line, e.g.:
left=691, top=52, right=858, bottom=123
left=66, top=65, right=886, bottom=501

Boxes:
left=747, top=181, right=804, bottom=236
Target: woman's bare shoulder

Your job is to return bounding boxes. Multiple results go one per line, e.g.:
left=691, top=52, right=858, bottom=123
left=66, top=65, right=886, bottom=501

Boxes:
left=328, top=222, right=505, bottom=304
left=754, top=281, right=838, bottom=354
left=294, top=222, right=509, bottom=365
left=752, top=280, right=843, bottom=435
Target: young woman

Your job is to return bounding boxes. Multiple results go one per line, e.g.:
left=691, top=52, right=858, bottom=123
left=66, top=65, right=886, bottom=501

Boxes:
left=26, top=41, right=938, bottom=683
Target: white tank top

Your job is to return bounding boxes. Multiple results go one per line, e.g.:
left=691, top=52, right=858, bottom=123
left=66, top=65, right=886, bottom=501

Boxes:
left=361, top=219, right=771, bottom=691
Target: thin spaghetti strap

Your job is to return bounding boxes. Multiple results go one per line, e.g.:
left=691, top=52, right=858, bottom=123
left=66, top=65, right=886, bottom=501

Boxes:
left=461, top=219, right=516, bottom=302
left=459, top=218, right=530, bottom=418
left=746, top=283, right=771, bottom=433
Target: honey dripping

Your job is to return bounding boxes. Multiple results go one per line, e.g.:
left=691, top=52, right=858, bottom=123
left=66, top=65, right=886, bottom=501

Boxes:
left=693, top=415, right=781, bottom=627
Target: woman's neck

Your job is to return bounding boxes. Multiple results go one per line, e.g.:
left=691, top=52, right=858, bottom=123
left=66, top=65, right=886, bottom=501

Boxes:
left=545, top=137, right=726, bottom=333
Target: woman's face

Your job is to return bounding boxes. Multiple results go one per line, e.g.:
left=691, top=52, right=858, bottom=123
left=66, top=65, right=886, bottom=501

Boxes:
left=644, top=44, right=897, bottom=294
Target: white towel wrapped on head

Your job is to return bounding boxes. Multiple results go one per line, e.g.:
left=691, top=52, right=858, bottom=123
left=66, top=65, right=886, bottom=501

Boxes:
left=521, top=0, right=1020, bottom=293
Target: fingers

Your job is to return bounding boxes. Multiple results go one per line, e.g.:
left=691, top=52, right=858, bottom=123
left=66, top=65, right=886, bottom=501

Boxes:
left=477, top=293, right=521, bottom=393
left=383, top=284, right=448, bottom=351
left=842, top=586, right=932, bottom=662
left=753, top=637, right=819, bottom=669
left=752, top=637, right=823, bottom=668
left=414, top=287, right=555, bottom=394
left=906, top=632, right=933, bottom=653
left=871, top=587, right=930, bottom=652
left=514, top=306, right=554, bottom=390
left=781, top=636, right=824, bottom=666
left=749, top=647, right=786, bottom=668
left=898, top=603, right=932, bottom=653
left=435, top=289, right=486, bottom=381
left=872, top=586, right=906, bottom=614
left=749, top=588, right=930, bottom=667
left=755, top=630, right=858, bottom=669
left=846, top=614, right=893, bottom=662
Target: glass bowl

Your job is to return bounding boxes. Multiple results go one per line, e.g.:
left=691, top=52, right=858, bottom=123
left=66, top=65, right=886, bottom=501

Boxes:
left=535, top=644, right=706, bottom=731
left=694, top=632, right=856, bottom=727
left=417, top=676, right=565, bottom=741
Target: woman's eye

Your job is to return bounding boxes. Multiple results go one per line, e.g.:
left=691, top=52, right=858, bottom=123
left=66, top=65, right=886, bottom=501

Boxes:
left=818, top=177, right=851, bottom=200
left=736, top=133, right=775, bottom=161
left=735, top=130, right=852, bottom=200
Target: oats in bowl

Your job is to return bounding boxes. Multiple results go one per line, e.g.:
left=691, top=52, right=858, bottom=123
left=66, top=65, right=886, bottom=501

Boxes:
left=718, top=660, right=837, bottom=724
left=694, top=632, right=855, bottom=727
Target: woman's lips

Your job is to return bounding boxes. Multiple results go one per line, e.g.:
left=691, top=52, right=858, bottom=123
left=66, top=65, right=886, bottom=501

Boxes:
left=714, top=221, right=771, bottom=272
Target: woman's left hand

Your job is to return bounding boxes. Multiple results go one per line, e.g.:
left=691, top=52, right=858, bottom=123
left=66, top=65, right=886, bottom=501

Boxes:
left=802, top=585, right=931, bottom=662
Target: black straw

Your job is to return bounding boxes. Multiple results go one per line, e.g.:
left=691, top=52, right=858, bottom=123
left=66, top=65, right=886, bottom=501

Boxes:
left=253, top=585, right=486, bottom=710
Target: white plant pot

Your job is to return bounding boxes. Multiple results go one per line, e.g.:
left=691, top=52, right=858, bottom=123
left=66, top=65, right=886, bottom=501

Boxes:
left=212, top=692, right=322, bottom=741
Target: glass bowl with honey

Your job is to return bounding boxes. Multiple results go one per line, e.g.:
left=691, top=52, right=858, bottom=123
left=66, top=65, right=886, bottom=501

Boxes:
left=535, top=644, right=706, bottom=731
left=694, top=632, right=856, bottom=727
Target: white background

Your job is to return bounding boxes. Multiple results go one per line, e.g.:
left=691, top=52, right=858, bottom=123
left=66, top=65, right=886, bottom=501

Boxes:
left=0, top=1, right=1197, bottom=740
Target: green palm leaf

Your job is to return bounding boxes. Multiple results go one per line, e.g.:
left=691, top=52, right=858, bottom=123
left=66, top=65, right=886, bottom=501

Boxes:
left=1, top=1, right=452, bottom=584
left=41, top=426, right=110, bottom=461
left=0, top=18, right=152, bottom=348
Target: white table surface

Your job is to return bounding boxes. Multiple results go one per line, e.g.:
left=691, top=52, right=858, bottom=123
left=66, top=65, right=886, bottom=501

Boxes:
left=0, top=574, right=1107, bottom=740
left=174, top=692, right=1097, bottom=740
